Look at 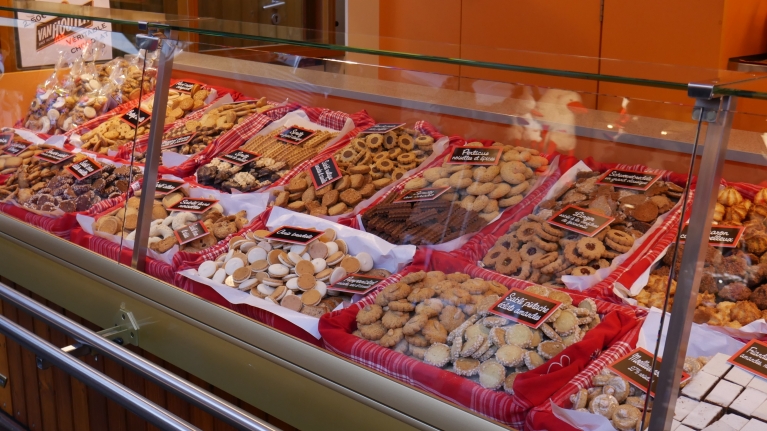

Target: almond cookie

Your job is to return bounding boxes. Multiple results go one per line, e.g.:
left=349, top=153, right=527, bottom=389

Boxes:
left=422, top=319, right=448, bottom=344
left=382, top=310, right=410, bottom=329
left=406, top=333, right=430, bottom=347
left=389, top=299, right=416, bottom=312
left=401, top=270, right=427, bottom=284
left=415, top=298, right=444, bottom=318
left=402, top=313, right=428, bottom=335
left=356, top=304, right=384, bottom=325
left=440, top=288, right=471, bottom=306
left=381, top=282, right=412, bottom=301
left=359, top=322, right=386, bottom=340
left=379, top=328, right=404, bottom=347
left=424, top=343, right=451, bottom=367
left=576, top=237, right=607, bottom=260
left=407, top=287, right=436, bottom=302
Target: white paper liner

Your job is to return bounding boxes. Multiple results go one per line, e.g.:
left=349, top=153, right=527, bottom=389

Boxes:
left=551, top=400, right=614, bottom=431
left=535, top=162, right=680, bottom=292
left=76, top=182, right=268, bottom=265
left=5, top=128, right=48, bottom=145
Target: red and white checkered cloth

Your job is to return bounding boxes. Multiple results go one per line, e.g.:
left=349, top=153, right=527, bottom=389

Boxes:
left=318, top=249, right=642, bottom=429
left=524, top=320, right=643, bottom=431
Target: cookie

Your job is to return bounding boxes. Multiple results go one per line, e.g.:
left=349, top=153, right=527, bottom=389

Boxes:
left=382, top=310, right=410, bottom=329
left=576, top=237, right=606, bottom=260
left=356, top=304, right=384, bottom=325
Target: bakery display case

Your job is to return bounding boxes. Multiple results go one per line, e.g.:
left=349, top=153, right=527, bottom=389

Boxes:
left=1, top=2, right=767, bottom=430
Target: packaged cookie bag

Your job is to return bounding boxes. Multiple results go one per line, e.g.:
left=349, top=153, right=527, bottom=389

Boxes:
left=194, top=107, right=373, bottom=194
left=356, top=140, right=555, bottom=249
left=270, top=121, right=449, bottom=220
left=319, top=249, right=641, bottom=429
left=20, top=50, right=79, bottom=135
left=475, top=159, right=689, bottom=290
left=178, top=206, right=415, bottom=340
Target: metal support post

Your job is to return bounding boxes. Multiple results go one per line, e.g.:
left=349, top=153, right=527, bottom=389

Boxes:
left=649, top=93, right=736, bottom=430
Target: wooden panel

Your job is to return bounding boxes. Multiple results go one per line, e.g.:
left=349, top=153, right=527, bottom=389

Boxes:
left=0, top=298, right=12, bottom=417
left=14, top=287, right=42, bottom=431
left=103, top=357, right=128, bottom=431
left=45, top=303, right=74, bottom=431
left=64, top=310, right=90, bottom=431
left=163, top=362, right=191, bottom=424
left=123, top=346, right=148, bottom=431
left=30, top=293, right=58, bottom=431
left=0, top=284, right=24, bottom=425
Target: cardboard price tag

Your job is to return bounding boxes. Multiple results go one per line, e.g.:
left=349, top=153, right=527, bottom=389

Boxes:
left=393, top=187, right=451, bottom=204
left=218, top=149, right=259, bottom=166
left=276, top=126, right=316, bottom=145
left=328, top=274, right=385, bottom=294
left=0, top=133, right=14, bottom=148
left=66, top=158, right=103, bottom=180
left=489, top=288, right=562, bottom=329
left=679, top=224, right=745, bottom=248
left=548, top=205, right=615, bottom=237
left=120, top=107, right=151, bottom=127
left=170, top=80, right=197, bottom=94
left=309, top=157, right=342, bottom=189
left=174, top=221, right=209, bottom=245
left=265, top=226, right=324, bottom=245
left=729, top=340, right=767, bottom=380
left=3, top=139, right=30, bottom=156
left=608, top=348, right=689, bottom=397
left=167, top=198, right=218, bottom=214
left=360, top=123, right=406, bottom=134
left=445, top=146, right=502, bottom=166
left=155, top=179, right=185, bottom=196
left=35, top=148, right=75, bottom=164
left=596, top=169, right=661, bottom=191
left=161, top=133, right=196, bottom=150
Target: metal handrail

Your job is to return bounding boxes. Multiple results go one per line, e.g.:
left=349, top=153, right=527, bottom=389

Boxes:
left=0, top=282, right=279, bottom=431
left=0, top=312, right=198, bottom=430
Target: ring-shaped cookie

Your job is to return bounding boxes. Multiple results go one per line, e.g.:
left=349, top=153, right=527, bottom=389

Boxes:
left=383, top=131, right=398, bottom=149
left=375, top=158, right=395, bottom=173
left=415, top=135, right=434, bottom=148
left=398, top=135, right=414, bottom=151
left=338, top=148, right=356, bottom=163
left=515, top=222, right=539, bottom=242
left=483, top=245, right=508, bottom=267
left=495, top=250, right=522, bottom=275
left=366, top=133, right=384, bottom=150
left=397, top=152, right=417, bottom=165
left=351, top=138, right=367, bottom=152
left=576, top=237, right=606, bottom=260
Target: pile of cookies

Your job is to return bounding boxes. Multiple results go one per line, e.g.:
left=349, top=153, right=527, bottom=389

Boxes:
left=160, top=84, right=211, bottom=124
left=103, top=57, right=156, bottom=103
left=714, top=186, right=765, bottom=225
left=136, top=99, right=273, bottom=162
left=93, top=191, right=249, bottom=254
left=23, top=90, right=81, bottom=135
left=196, top=158, right=288, bottom=193
left=334, top=127, right=436, bottom=183
left=0, top=143, right=63, bottom=200
left=239, top=127, right=338, bottom=169
left=354, top=272, right=598, bottom=393
left=20, top=162, right=141, bottom=213
left=272, top=167, right=389, bottom=216
left=569, top=369, right=652, bottom=430
left=195, top=227, right=391, bottom=317
left=361, top=194, right=488, bottom=245
left=79, top=116, right=140, bottom=154
left=480, top=170, right=683, bottom=287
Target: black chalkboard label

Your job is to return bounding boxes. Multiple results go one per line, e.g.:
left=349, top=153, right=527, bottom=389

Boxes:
left=608, top=348, right=690, bottom=397
left=597, top=169, right=661, bottom=191
left=393, top=187, right=451, bottom=203
left=489, top=288, right=562, bottom=329
left=161, top=133, right=196, bottom=150
left=548, top=205, right=615, bottom=237
left=329, top=274, right=385, bottom=294
left=679, top=224, right=745, bottom=248
left=174, top=220, right=210, bottom=245
left=309, top=156, right=342, bottom=189
left=167, top=198, right=219, bottom=214
left=120, top=107, right=151, bottom=127
left=446, top=146, right=502, bottom=166
left=360, top=123, right=405, bottom=134
left=276, top=126, right=316, bottom=145
left=218, top=149, right=260, bottom=166
left=155, top=179, right=185, bottom=196
left=265, top=226, right=324, bottom=245
left=66, top=158, right=103, bottom=180
left=3, top=138, right=29, bottom=156
left=35, top=148, right=75, bottom=164
left=729, top=340, right=767, bottom=380
left=0, top=133, right=14, bottom=148
left=170, top=80, right=196, bottom=94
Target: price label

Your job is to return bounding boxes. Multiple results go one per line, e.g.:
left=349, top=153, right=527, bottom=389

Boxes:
left=309, top=156, right=342, bottom=189
left=0, top=133, right=14, bottom=148
left=360, top=123, right=406, bottom=134
left=265, top=226, right=324, bottom=245
left=445, top=145, right=502, bottom=166
left=167, top=198, right=219, bottom=214
left=329, top=274, right=385, bottom=294
left=3, top=139, right=30, bottom=156
left=548, top=205, right=615, bottom=237
left=489, top=288, right=562, bottom=329
left=161, top=133, right=196, bottom=150
left=729, top=339, right=767, bottom=380
left=393, top=187, right=451, bottom=203
left=35, top=148, right=75, bottom=164
left=679, top=224, right=745, bottom=248
left=155, top=179, right=185, bottom=196
left=120, top=107, right=151, bottom=127
left=608, top=348, right=689, bottom=397
left=596, top=169, right=661, bottom=191
left=218, top=149, right=260, bottom=166
left=174, top=221, right=210, bottom=245
left=276, top=126, right=316, bottom=145
left=170, top=80, right=197, bottom=94
left=66, top=158, right=103, bottom=180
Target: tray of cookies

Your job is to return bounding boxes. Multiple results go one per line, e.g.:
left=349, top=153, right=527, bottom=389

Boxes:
left=269, top=121, right=451, bottom=220
left=178, top=206, right=415, bottom=339
left=76, top=180, right=267, bottom=267
left=466, top=159, right=690, bottom=291
left=0, top=128, right=56, bottom=187
left=193, top=108, right=372, bottom=194
left=353, top=140, right=556, bottom=250
left=318, top=249, right=642, bottom=429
